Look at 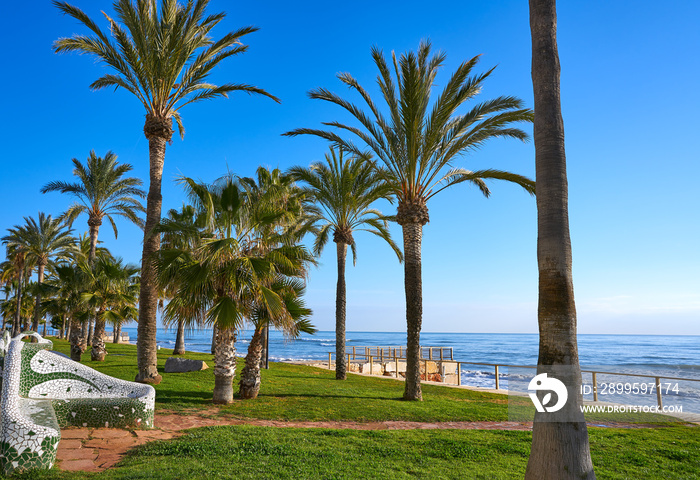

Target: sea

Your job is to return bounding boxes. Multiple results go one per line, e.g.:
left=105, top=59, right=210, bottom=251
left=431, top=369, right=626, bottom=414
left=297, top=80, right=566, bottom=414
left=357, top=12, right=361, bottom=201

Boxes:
left=117, top=326, right=700, bottom=413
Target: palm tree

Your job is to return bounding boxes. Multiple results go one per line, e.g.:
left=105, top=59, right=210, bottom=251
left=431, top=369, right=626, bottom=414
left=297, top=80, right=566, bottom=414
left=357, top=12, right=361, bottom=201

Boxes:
left=288, top=147, right=402, bottom=380
left=156, top=175, right=311, bottom=403
left=239, top=278, right=315, bottom=399
left=111, top=303, right=138, bottom=344
left=285, top=41, right=535, bottom=400
left=42, top=151, right=144, bottom=347
left=526, top=1, right=595, bottom=477
left=159, top=204, right=205, bottom=355
left=2, top=214, right=75, bottom=335
left=81, top=256, right=140, bottom=361
left=236, top=166, right=317, bottom=368
left=53, top=0, right=281, bottom=385
left=50, top=264, right=90, bottom=361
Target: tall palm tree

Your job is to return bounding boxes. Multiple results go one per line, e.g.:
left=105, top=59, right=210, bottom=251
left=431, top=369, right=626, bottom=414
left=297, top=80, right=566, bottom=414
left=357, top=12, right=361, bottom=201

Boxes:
left=81, top=256, right=140, bottom=361
left=285, top=41, right=535, bottom=400
left=2, top=214, right=75, bottom=334
left=288, top=147, right=402, bottom=380
left=42, top=151, right=144, bottom=347
left=53, top=0, right=281, bottom=385
left=156, top=175, right=311, bottom=403
left=526, top=1, right=595, bottom=478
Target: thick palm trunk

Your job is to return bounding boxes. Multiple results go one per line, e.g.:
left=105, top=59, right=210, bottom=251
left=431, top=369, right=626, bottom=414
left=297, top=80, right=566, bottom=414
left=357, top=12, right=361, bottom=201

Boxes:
left=32, top=264, right=46, bottom=332
left=239, top=327, right=264, bottom=399
left=91, top=312, right=107, bottom=361
left=136, top=116, right=171, bottom=385
left=113, top=324, right=121, bottom=344
left=212, top=326, right=237, bottom=404
left=335, top=241, right=348, bottom=380
left=173, top=319, right=186, bottom=355
left=12, top=271, right=24, bottom=337
left=70, top=319, right=86, bottom=362
left=526, top=1, right=595, bottom=478
left=400, top=222, right=424, bottom=401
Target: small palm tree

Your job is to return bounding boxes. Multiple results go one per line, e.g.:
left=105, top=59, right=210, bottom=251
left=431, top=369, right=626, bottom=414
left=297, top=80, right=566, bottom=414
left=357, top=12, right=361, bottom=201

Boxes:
left=285, top=41, right=535, bottom=400
left=54, top=0, right=281, bottom=385
left=288, top=147, right=402, bottom=380
left=239, top=278, right=315, bottom=400
left=81, top=256, right=140, bottom=361
left=2, top=213, right=76, bottom=334
left=156, top=175, right=312, bottom=404
left=159, top=204, right=205, bottom=355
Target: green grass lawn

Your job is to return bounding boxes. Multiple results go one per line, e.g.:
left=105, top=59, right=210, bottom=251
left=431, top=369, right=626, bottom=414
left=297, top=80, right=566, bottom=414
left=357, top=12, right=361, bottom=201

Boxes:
left=8, top=337, right=697, bottom=479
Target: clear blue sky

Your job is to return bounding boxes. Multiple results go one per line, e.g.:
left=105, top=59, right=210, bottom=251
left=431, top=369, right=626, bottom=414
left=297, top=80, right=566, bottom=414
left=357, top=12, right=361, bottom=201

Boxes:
left=1, top=1, right=698, bottom=334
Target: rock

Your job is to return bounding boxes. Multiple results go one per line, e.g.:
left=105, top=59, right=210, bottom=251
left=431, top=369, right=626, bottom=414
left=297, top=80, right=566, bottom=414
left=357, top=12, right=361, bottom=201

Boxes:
left=383, top=361, right=406, bottom=373
left=164, top=357, right=208, bottom=373
left=359, top=363, right=383, bottom=375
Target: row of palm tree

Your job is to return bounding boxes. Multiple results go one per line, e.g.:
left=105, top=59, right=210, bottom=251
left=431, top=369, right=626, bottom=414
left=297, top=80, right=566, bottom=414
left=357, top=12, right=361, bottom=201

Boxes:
left=1, top=216, right=140, bottom=362
left=46, top=0, right=594, bottom=475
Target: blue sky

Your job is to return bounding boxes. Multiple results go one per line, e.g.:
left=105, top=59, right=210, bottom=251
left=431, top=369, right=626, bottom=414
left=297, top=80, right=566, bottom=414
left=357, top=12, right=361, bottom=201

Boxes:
left=1, top=1, right=698, bottom=334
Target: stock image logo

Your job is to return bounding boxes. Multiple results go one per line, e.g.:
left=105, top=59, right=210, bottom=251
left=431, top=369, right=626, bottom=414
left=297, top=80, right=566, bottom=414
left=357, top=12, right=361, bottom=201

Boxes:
left=528, top=373, right=568, bottom=413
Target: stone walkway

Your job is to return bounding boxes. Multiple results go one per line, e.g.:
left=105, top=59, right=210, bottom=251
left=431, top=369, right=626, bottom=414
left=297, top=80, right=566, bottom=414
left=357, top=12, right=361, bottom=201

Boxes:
left=56, top=411, right=680, bottom=472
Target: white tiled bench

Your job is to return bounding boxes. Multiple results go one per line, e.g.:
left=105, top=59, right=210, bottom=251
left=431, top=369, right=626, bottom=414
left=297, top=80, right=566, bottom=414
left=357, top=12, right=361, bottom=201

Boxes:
left=0, top=332, right=155, bottom=475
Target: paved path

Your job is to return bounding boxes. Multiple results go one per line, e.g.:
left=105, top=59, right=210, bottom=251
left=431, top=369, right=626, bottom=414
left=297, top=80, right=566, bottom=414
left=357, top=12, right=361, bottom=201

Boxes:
left=55, top=411, right=680, bottom=473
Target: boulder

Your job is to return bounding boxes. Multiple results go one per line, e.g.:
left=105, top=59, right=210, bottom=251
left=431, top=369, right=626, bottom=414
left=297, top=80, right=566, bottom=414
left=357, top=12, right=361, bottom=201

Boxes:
left=164, top=357, right=208, bottom=373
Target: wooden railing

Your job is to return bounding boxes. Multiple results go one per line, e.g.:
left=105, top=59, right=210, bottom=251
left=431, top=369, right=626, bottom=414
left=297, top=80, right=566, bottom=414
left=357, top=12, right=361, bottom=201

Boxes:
left=326, top=353, right=700, bottom=409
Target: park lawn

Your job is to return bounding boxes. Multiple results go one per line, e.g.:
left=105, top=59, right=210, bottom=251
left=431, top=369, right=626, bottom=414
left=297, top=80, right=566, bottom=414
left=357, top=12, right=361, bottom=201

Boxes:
left=47, top=338, right=516, bottom=422
left=8, top=425, right=700, bottom=479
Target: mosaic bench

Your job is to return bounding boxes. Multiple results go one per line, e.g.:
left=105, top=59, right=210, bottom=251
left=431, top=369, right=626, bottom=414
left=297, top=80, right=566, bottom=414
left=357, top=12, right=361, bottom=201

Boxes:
left=0, top=332, right=156, bottom=475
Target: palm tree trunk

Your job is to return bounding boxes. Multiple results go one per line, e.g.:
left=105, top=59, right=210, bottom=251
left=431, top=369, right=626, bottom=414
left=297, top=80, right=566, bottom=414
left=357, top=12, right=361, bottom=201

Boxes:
left=211, top=324, right=218, bottom=354
left=65, top=317, right=71, bottom=340
left=87, top=219, right=101, bottom=264
left=526, top=1, right=595, bottom=478
left=91, top=313, right=107, bottom=361
left=32, top=264, right=46, bottom=332
left=401, top=222, right=424, bottom=401
left=173, top=319, right=186, bottom=355
left=136, top=117, right=171, bottom=385
left=239, top=327, right=264, bottom=399
left=70, top=319, right=85, bottom=362
left=113, top=324, right=121, bottom=344
left=12, top=270, right=24, bottom=337
left=335, top=241, right=348, bottom=380
left=87, top=317, right=94, bottom=346
left=212, top=326, right=237, bottom=404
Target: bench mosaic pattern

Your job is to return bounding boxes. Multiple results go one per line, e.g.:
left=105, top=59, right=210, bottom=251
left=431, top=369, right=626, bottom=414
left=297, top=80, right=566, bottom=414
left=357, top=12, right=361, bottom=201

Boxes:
left=0, top=332, right=155, bottom=475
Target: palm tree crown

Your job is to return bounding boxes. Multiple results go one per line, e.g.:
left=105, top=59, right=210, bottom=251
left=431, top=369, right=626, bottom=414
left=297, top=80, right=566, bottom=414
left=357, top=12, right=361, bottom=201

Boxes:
left=289, top=147, right=402, bottom=263
left=41, top=150, right=145, bottom=253
left=53, top=0, right=280, bottom=138
left=285, top=40, right=535, bottom=216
